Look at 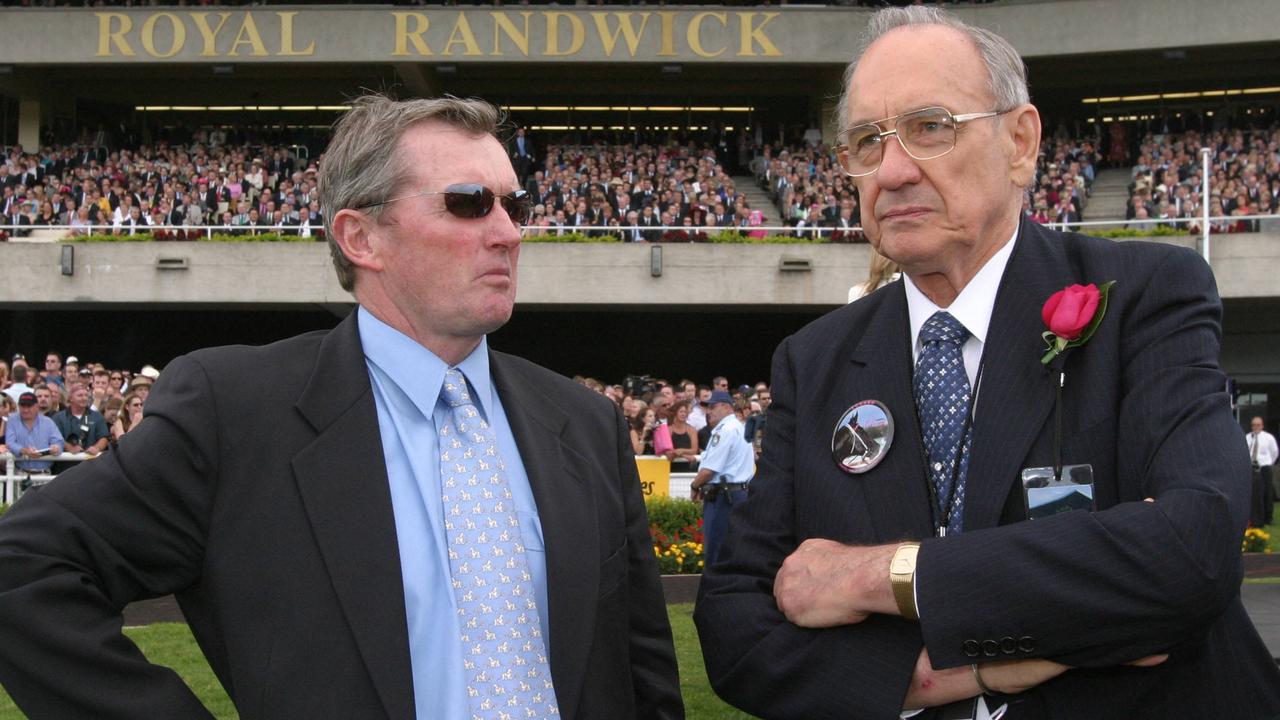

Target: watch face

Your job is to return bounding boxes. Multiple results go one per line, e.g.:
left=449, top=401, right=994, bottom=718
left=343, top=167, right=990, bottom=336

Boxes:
left=891, top=546, right=918, bottom=575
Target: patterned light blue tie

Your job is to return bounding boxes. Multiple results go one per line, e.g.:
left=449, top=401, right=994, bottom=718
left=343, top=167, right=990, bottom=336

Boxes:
left=438, top=368, right=559, bottom=719
left=914, top=312, right=973, bottom=535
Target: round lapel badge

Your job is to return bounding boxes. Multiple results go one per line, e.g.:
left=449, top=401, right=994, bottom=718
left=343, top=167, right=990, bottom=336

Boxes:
left=831, top=400, right=894, bottom=474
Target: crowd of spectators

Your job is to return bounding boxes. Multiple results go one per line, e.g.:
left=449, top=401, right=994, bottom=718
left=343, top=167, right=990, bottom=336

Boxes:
left=1121, top=124, right=1280, bottom=234
left=519, top=127, right=788, bottom=241
left=1021, top=130, right=1097, bottom=229
left=1, top=350, right=157, bottom=475
left=751, top=140, right=864, bottom=241
left=572, top=374, right=771, bottom=469
left=0, top=133, right=325, bottom=240
left=10, top=114, right=1275, bottom=244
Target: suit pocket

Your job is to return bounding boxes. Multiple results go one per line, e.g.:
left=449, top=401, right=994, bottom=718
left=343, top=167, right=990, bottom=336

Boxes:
left=598, top=538, right=628, bottom=598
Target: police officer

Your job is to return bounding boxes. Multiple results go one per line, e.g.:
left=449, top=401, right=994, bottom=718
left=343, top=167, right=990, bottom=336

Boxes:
left=690, top=390, right=755, bottom=567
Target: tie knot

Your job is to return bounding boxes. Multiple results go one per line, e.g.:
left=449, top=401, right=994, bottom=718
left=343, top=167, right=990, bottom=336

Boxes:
left=440, top=368, right=474, bottom=408
left=920, top=311, right=969, bottom=346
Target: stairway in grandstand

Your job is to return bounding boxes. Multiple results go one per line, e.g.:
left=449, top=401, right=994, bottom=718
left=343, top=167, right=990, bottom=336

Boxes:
left=735, top=176, right=782, bottom=226
left=1083, top=168, right=1132, bottom=220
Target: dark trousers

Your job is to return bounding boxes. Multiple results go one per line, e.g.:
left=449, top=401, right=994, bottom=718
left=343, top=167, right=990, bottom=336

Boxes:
left=702, top=486, right=748, bottom=569
left=1250, top=464, right=1274, bottom=527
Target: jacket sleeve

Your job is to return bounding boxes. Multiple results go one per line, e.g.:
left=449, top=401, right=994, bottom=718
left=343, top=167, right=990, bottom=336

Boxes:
left=917, top=246, right=1249, bottom=669
left=694, top=336, right=921, bottom=720
left=0, top=355, right=219, bottom=718
left=612, top=404, right=686, bottom=720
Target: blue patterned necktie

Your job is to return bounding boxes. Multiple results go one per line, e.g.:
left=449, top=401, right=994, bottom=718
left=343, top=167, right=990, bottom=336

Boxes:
left=913, top=311, right=973, bottom=535
left=438, top=368, right=560, bottom=719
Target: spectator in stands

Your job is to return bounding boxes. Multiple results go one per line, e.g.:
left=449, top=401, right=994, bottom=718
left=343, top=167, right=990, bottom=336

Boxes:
left=67, top=206, right=92, bottom=236
left=4, top=391, right=63, bottom=474
left=51, top=384, right=109, bottom=458
left=114, top=205, right=147, bottom=235
left=34, top=201, right=57, bottom=226
left=667, top=399, right=700, bottom=472
left=40, top=352, right=63, bottom=389
left=33, top=386, right=54, bottom=417
left=3, top=365, right=34, bottom=404
left=3, top=198, right=32, bottom=238
left=0, top=394, right=13, bottom=445
left=101, top=397, right=124, bottom=435
left=90, top=369, right=114, bottom=410
left=125, top=372, right=154, bottom=403
left=629, top=410, right=652, bottom=456
left=110, top=390, right=145, bottom=442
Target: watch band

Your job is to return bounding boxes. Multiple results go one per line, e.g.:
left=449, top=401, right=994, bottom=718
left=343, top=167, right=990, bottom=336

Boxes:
left=889, top=543, right=921, bottom=620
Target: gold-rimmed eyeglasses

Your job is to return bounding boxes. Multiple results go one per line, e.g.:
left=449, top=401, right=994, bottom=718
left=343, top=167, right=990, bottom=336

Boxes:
left=834, top=106, right=1011, bottom=178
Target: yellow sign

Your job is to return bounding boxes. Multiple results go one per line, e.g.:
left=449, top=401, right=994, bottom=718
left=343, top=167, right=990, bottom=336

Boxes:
left=635, top=456, right=671, bottom=498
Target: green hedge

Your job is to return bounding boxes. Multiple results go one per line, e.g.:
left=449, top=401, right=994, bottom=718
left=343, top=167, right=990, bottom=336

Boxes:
left=522, top=231, right=622, bottom=243
left=645, top=496, right=702, bottom=540
left=1086, top=226, right=1189, bottom=239
left=522, top=229, right=839, bottom=244
left=0, top=503, right=9, bottom=518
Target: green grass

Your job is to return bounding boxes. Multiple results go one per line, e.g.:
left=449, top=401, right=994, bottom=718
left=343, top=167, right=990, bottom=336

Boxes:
left=0, top=604, right=754, bottom=719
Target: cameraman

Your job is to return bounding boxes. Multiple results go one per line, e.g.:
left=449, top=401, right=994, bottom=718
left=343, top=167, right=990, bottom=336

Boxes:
left=51, top=383, right=109, bottom=459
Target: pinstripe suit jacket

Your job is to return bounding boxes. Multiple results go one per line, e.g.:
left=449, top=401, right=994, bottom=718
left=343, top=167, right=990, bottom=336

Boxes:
left=696, top=219, right=1280, bottom=719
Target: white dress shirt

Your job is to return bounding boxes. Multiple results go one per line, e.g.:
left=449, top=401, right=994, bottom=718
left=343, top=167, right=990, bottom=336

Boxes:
left=899, top=224, right=1018, bottom=720
left=903, top=226, right=1019, bottom=389
left=1249, top=430, right=1279, bottom=466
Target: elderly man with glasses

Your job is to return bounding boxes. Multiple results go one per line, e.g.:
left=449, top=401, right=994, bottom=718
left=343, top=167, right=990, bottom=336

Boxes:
left=696, top=7, right=1279, bottom=720
left=0, top=94, right=682, bottom=720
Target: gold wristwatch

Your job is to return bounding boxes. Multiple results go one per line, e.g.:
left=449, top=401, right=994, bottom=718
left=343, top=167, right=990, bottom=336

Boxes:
left=890, top=543, right=921, bottom=620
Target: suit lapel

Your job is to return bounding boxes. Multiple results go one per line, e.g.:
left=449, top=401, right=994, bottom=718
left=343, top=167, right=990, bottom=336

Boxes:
left=292, top=312, right=415, bottom=720
left=963, top=221, right=1074, bottom=530
left=848, top=284, right=935, bottom=540
left=490, top=352, right=594, bottom=720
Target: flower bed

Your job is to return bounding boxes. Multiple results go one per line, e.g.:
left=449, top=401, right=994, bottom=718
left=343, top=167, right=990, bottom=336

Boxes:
left=646, top=496, right=704, bottom=575
left=1244, top=527, right=1271, bottom=553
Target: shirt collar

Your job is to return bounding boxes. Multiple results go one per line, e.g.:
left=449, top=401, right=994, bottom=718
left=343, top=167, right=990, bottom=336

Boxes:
left=903, top=224, right=1019, bottom=355
left=357, top=306, right=493, bottom=421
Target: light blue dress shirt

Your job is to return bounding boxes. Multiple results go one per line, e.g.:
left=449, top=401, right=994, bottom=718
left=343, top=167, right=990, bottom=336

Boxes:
left=4, top=412, right=64, bottom=472
left=357, top=307, right=551, bottom=719
left=700, top=414, right=754, bottom=486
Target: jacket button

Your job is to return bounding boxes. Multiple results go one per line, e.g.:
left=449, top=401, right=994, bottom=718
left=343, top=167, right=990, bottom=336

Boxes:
left=982, top=640, right=1000, bottom=657
left=1000, top=636, right=1017, bottom=655
left=1018, top=635, right=1036, bottom=653
left=962, top=640, right=981, bottom=658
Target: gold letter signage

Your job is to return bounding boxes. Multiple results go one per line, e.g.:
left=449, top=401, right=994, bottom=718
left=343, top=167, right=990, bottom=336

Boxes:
left=92, top=10, right=785, bottom=60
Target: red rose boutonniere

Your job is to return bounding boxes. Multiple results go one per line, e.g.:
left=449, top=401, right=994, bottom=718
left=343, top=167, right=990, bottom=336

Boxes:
left=1040, top=281, right=1115, bottom=366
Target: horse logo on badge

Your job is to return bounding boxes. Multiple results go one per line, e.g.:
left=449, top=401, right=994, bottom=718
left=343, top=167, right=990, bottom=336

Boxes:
left=831, top=400, right=894, bottom=474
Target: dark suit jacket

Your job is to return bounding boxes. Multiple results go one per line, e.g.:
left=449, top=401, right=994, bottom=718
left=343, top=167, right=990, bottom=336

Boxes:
left=0, top=311, right=683, bottom=720
left=695, top=220, right=1280, bottom=719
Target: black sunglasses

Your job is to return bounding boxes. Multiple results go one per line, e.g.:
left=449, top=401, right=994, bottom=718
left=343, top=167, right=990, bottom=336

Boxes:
left=360, top=183, right=532, bottom=226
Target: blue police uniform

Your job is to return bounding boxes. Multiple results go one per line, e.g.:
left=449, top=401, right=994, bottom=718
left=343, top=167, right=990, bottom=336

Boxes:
left=699, top=413, right=754, bottom=567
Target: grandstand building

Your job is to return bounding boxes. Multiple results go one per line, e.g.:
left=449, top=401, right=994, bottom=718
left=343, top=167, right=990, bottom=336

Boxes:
left=1, top=0, right=1278, bottom=423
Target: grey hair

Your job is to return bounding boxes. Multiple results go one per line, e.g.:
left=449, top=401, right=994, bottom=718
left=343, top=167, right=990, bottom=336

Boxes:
left=837, top=6, right=1029, bottom=131
left=317, top=93, right=501, bottom=291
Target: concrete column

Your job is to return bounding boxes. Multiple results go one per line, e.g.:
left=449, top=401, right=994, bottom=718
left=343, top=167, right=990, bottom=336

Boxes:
left=18, top=98, right=41, bottom=150
left=813, top=66, right=846, bottom=144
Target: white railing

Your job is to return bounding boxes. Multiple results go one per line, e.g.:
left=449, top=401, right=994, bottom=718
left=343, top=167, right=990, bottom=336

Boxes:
left=5, top=214, right=1278, bottom=241
left=1, top=453, right=89, bottom=504
left=0, top=223, right=320, bottom=240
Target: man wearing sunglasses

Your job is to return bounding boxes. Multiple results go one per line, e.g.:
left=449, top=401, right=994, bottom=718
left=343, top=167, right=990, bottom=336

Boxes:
left=697, top=6, right=1279, bottom=720
left=0, top=95, right=683, bottom=720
